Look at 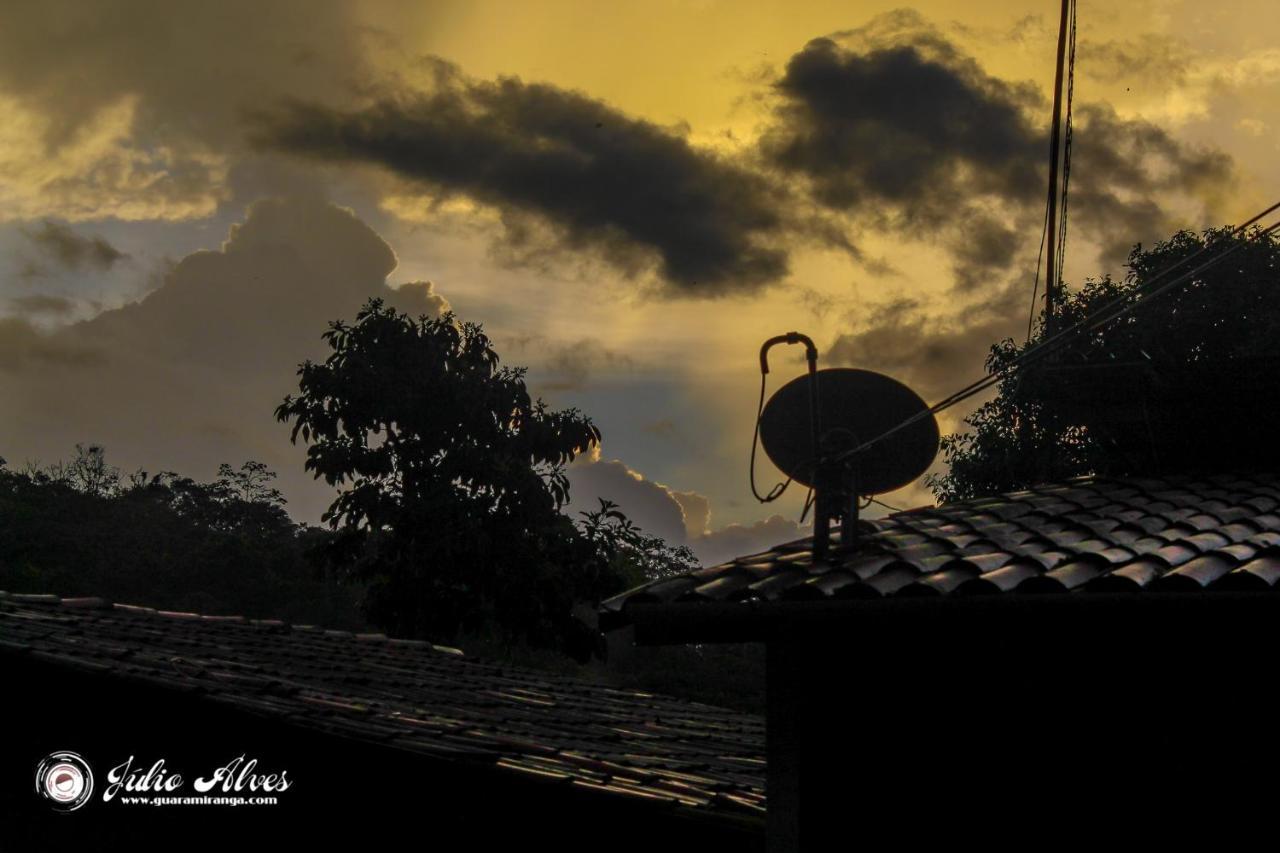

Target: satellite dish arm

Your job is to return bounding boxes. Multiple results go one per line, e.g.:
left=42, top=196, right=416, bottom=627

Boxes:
left=759, top=334, right=820, bottom=465
left=756, top=332, right=823, bottom=528
left=759, top=332, right=817, bottom=375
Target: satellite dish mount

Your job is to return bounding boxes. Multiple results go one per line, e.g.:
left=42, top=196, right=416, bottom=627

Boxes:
left=755, top=333, right=940, bottom=560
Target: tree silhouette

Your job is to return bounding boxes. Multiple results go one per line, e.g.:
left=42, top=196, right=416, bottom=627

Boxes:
left=0, top=448, right=358, bottom=627
left=930, top=225, right=1280, bottom=502
left=579, top=499, right=699, bottom=586
left=277, top=298, right=620, bottom=651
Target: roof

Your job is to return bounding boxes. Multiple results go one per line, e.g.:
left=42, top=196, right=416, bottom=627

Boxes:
left=600, top=473, right=1280, bottom=633
left=0, top=592, right=765, bottom=822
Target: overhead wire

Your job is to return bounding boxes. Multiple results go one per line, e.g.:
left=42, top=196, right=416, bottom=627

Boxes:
left=754, top=200, right=1280, bottom=516
left=756, top=0, right=1276, bottom=515
left=829, top=201, right=1280, bottom=467
left=1026, top=202, right=1051, bottom=344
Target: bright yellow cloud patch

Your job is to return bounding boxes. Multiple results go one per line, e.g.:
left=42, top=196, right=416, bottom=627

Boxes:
left=0, top=93, right=228, bottom=223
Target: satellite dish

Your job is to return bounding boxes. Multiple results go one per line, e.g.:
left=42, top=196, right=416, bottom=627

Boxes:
left=759, top=368, right=939, bottom=495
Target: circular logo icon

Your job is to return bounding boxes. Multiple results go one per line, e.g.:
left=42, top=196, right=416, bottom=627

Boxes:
left=35, top=751, right=94, bottom=812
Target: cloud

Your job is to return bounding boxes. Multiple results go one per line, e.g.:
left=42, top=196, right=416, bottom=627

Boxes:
left=762, top=23, right=1043, bottom=225
left=641, top=419, right=681, bottom=441
left=0, top=317, right=102, bottom=369
left=825, top=283, right=1026, bottom=403
left=761, top=11, right=1234, bottom=282
left=8, top=295, right=76, bottom=316
left=670, top=490, right=710, bottom=538
left=391, top=280, right=450, bottom=317
left=254, top=59, right=790, bottom=294
left=23, top=221, right=127, bottom=271
left=0, top=1, right=373, bottom=221
left=1078, top=34, right=1195, bottom=86
left=493, top=334, right=637, bottom=394
left=565, top=450, right=805, bottom=566
left=0, top=196, right=448, bottom=522
left=0, top=93, right=232, bottom=223
left=1065, top=104, right=1233, bottom=262
left=691, top=514, right=811, bottom=566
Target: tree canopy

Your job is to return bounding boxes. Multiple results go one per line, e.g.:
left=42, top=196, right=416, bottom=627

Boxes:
left=0, top=446, right=360, bottom=626
left=277, top=299, right=650, bottom=653
left=929, top=225, right=1280, bottom=503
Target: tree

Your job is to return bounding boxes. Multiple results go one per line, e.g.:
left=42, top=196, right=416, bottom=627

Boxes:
left=579, top=499, right=700, bottom=587
left=276, top=298, right=622, bottom=651
left=929, top=225, right=1280, bottom=503
left=215, top=461, right=285, bottom=506
left=0, top=448, right=361, bottom=628
left=25, top=443, right=122, bottom=497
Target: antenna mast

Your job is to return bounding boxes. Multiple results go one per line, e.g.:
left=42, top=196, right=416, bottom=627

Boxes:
left=1044, top=0, right=1072, bottom=333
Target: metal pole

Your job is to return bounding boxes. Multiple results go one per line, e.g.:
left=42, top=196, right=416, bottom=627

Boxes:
left=1045, top=0, right=1071, bottom=334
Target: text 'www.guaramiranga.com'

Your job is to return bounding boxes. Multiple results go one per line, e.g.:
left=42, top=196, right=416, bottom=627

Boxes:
left=118, top=795, right=280, bottom=807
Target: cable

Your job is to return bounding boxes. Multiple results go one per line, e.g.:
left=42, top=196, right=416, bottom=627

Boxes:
left=751, top=333, right=819, bottom=504
left=749, top=371, right=790, bottom=502
left=1026, top=201, right=1051, bottom=343
left=800, top=487, right=815, bottom=523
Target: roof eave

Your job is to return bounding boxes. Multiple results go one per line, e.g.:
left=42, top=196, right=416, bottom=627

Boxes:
left=619, top=589, right=1280, bottom=645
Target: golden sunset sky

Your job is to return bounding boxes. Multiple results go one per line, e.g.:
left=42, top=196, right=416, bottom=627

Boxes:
left=1, top=1, right=1275, bottom=564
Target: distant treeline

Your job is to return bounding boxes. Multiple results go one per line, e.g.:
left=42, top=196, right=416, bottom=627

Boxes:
left=0, top=446, right=365, bottom=628
left=0, top=444, right=765, bottom=712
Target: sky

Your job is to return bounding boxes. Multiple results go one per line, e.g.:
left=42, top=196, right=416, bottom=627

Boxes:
left=1, top=0, right=1276, bottom=566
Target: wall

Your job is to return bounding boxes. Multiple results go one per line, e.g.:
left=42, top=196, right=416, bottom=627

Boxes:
left=765, top=596, right=1280, bottom=850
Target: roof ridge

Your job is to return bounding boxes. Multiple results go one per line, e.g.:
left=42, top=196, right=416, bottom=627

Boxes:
left=0, top=590, right=465, bottom=656
left=600, top=471, right=1280, bottom=626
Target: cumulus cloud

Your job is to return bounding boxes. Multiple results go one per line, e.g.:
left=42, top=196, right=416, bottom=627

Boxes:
left=0, top=196, right=448, bottom=522
left=761, top=11, right=1234, bottom=282
left=565, top=450, right=805, bottom=566
left=254, top=59, right=791, bottom=294
left=8, top=295, right=76, bottom=316
left=23, top=221, right=127, bottom=272
left=0, top=317, right=102, bottom=369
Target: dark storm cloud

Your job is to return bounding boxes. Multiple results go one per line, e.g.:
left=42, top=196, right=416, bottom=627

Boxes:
left=950, top=214, right=1022, bottom=292
left=255, top=62, right=790, bottom=294
left=1067, top=103, right=1233, bottom=264
left=23, top=221, right=128, bottom=272
left=762, top=34, right=1044, bottom=225
left=762, top=13, right=1234, bottom=283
